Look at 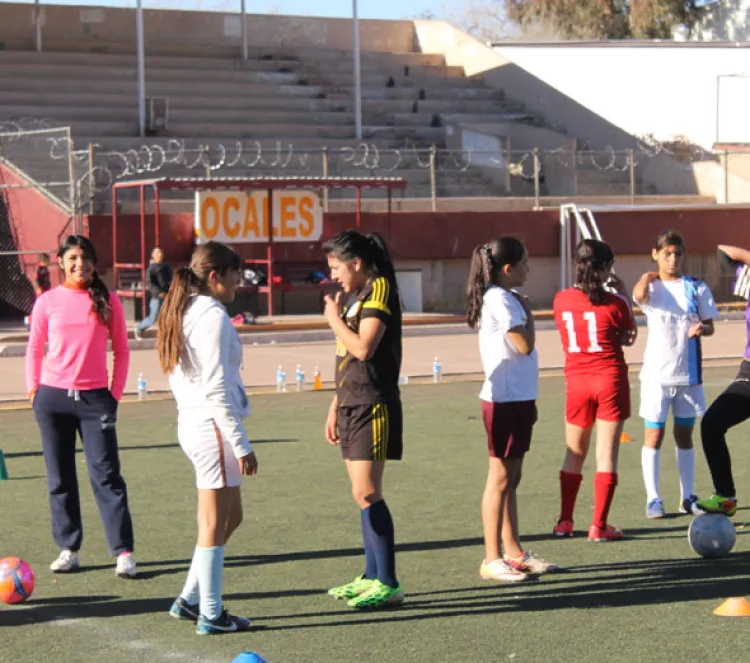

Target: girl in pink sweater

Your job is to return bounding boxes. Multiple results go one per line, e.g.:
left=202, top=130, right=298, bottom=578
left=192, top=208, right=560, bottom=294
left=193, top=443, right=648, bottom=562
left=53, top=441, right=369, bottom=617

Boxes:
left=26, top=235, right=136, bottom=578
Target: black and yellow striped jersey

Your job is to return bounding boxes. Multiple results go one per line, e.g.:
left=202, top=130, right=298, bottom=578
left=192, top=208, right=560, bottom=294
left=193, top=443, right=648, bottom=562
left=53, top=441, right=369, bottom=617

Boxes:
left=335, top=276, right=402, bottom=406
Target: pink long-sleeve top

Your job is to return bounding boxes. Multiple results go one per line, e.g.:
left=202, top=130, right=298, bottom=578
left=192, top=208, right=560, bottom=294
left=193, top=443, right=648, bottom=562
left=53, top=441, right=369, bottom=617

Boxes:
left=25, top=285, right=131, bottom=400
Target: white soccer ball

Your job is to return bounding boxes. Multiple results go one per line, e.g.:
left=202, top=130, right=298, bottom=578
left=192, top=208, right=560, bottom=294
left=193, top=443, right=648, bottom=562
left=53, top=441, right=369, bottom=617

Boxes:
left=688, top=513, right=736, bottom=558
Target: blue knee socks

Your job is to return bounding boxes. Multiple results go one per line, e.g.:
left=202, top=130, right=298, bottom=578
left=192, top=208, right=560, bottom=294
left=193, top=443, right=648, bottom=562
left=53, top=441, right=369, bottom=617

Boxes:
left=363, top=500, right=397, bottom=588
left=360, top=508, right=378, bottom=579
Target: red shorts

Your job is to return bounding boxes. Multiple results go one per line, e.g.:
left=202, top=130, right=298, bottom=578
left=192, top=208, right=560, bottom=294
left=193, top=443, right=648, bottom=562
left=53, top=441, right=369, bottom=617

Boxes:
left=565, top=371, right=630, bottom=428
left=481, top=400, right=537, bottom=459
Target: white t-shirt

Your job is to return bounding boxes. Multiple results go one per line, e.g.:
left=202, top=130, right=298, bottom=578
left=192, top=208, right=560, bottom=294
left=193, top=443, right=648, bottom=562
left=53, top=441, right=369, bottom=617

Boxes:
left=637, top=277, right=718, bottom=386
left=478, top=286, right=539, bottom=403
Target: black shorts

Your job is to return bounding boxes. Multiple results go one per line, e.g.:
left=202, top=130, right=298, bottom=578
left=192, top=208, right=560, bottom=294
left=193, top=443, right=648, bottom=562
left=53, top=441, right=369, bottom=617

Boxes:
left=339, top=400, right=403, bottom=461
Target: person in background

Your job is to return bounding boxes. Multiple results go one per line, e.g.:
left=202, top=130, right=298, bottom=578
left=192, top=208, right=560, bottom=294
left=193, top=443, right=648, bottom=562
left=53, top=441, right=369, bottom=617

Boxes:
left=26, top=235, right=136, bottom=578
left=134, top=247, right=172, bottom=340
left=35, top=252, right=52, bottom=296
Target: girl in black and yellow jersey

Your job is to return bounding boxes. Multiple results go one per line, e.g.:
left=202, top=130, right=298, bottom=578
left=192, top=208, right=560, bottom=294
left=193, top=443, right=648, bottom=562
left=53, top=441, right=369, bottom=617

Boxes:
left=322, top=230, right=404, bottom=610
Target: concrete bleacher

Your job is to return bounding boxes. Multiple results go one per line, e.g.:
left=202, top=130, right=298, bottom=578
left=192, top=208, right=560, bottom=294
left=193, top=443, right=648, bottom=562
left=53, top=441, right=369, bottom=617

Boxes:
left=0, top=45, right=535, bottom=209
left=0, top=50, right=525, bottom=141
left=0, top=6, right=717, bottom=211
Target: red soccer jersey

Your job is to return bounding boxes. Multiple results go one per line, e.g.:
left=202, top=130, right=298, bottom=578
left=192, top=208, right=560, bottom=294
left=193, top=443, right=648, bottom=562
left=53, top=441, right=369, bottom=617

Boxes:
left=553, top=288, right=634, bottom=376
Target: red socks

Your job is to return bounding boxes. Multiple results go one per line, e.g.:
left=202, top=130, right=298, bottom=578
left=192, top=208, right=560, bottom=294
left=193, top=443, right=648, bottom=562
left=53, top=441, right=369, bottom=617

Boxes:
left=559, top=470, right=583, bottom=522
left=592, top=472, right=618, bottom=529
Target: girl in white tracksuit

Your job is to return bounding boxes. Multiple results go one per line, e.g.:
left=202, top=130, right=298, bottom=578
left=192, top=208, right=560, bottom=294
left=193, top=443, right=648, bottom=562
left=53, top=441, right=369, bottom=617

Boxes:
left=156, top=241, right=257, bottom=636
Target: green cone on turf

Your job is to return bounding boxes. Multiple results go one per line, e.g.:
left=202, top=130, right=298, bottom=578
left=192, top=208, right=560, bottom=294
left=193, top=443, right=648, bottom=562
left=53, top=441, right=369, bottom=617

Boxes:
left=0, top=449, right=8, bottom=480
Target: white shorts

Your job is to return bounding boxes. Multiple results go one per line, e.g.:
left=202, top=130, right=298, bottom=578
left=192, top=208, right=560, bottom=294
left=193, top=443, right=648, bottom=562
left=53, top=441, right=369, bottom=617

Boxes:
left=178, top=418, right=245, bottom=490
left=638, top=382, right=706, bottom=425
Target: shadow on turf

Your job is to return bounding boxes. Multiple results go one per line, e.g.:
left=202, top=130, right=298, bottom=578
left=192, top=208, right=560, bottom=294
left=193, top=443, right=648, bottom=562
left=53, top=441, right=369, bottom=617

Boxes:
left=4, top=438, right=298, bottom=459
left=0, top=589, right=324, bottom=627
left=73, top=526, right=726, bottom=579
left=252, top=551, right=750, bottom=631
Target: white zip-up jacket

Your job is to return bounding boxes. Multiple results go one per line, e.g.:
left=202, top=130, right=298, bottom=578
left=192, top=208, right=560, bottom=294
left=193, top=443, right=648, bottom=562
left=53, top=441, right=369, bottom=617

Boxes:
left=168, top=295, right=252, bottom=459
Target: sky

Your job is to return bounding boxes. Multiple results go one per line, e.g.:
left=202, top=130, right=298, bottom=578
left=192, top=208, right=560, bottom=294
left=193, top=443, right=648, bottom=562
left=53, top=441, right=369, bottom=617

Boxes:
left=0, top=0, right=440, bottom=21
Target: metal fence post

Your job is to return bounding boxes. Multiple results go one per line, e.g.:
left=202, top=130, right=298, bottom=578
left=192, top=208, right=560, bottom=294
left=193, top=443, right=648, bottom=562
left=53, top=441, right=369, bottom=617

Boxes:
left=429, top=144, right=437, bottom=212
left=204, top=145, right=212, bottom=179
left=322, top=147, right=329, bottom=212
left=724, top=151, right=730, bottom=204
left=88, top=142, right=95, bottom=216
left=65, top=127, right=78, bottom=233
left=533, top=147, right=540, bottom=209
left=628, top=148, right=636, bottom=204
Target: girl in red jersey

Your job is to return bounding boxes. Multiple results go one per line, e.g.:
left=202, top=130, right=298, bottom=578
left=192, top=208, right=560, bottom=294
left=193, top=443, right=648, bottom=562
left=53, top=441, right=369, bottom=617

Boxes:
left=552, top=239, right=636, bottom=542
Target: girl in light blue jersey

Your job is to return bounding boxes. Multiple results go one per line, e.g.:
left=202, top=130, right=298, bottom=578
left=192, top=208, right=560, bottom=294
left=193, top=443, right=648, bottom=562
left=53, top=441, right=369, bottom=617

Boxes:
left=633, top=230, right=717, bottom=519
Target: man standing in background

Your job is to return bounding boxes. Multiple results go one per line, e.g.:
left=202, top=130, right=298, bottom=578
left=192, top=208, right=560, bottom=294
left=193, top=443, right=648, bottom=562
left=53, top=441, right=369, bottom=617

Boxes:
left=134, top=247, right=172, bottom=340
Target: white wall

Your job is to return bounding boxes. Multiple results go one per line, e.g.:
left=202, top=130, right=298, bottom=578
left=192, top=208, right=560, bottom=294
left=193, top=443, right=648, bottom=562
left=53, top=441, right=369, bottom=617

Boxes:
left=492, top=43, right=750, bottom=149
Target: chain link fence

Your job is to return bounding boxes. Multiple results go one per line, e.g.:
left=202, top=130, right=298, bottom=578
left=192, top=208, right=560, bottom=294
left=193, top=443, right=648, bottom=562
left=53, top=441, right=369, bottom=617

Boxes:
left=0, top=124, right=76, bottom=315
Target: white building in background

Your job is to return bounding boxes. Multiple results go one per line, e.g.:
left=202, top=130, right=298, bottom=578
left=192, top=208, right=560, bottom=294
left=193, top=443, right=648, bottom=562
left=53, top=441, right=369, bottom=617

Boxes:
left=492, top=42, right=750, bottom=149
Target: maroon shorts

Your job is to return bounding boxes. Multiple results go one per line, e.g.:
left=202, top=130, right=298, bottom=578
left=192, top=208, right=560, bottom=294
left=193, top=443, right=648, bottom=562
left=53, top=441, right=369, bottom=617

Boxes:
left=565, top=371, right=630, bottom=428
left=481, top=400, right=537, bottom=459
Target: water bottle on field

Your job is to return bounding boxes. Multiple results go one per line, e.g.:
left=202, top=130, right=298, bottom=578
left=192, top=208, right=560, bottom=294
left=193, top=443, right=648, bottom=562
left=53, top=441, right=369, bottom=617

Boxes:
left=136, top=372, right=148, bottom=400
left=295, top=365, right=305, bottom=392
left=432, top=357, right=442, bottom=383
left=276, top=366, right=286, bottom=393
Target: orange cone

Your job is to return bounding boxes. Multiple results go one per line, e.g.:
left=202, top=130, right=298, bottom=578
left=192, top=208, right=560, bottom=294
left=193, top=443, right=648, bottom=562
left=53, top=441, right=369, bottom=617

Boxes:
left=619, top=432, right=633, bottom=443
left=713, top=597, right=750, bottom=617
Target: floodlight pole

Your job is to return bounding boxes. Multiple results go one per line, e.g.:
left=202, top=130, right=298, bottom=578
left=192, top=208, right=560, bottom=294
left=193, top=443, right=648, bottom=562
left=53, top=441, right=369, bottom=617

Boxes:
left=137, top=0, right=146, bottom=137
left=353, top=0, right=363, bottom=140
left=241, top=0, right=248, bottom=61
left=34, top=0, right=42, bottom=52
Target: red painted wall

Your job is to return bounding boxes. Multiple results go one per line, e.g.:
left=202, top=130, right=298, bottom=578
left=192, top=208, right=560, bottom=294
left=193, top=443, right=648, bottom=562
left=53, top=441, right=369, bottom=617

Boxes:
left=0, top=162, right=72, bottom=287
left=86, top=206, right=750, bottom=275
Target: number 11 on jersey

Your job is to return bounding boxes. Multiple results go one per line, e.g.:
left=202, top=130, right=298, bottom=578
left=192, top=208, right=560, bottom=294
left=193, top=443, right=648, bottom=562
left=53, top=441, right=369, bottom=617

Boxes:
left=561, top=311, right=603, bottom=353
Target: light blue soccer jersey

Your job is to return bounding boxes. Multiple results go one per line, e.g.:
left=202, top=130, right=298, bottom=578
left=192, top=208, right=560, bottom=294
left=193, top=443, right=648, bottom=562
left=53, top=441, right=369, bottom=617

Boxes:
left=637, top=277, right=718, bottom=387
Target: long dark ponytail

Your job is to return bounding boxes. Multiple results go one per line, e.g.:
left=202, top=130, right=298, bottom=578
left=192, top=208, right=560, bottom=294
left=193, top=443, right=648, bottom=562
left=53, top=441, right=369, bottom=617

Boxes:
left=466, top=236, right=526, bottom=329
left=157, top=241, right=241, bottom=374
left=58, top=235, right=111, bottom=325
left=574, top=239, right=615, bottom=305
left=322, top=230, right=398, bottom=292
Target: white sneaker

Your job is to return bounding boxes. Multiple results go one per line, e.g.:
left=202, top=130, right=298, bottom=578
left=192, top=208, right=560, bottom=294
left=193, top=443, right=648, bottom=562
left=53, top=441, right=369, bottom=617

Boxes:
left=116, top=553, right=137, bottom=579
left=133, top=328, right=143, bottom=341
left=50, top=549, right=80, bottom=573
left=479, top=558, right=528, bottom=583
left=504, top=550, right=560, bottom=574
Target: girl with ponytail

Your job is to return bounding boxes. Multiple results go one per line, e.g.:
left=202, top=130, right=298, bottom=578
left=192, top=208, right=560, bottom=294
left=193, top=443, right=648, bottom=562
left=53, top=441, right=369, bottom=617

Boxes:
left=552, top=238, right=636, bottom=542
left=157, top=240, right=256, bottom=635
left=26, top=235, right=136, bottom=578
left=321, top=230, right=404, bottom=610
left=467, top=237, right=558, bottom=583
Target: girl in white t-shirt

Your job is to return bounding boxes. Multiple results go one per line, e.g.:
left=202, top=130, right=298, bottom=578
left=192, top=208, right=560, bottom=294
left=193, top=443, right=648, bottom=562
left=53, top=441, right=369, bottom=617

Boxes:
left=633, top=229, right=718, bottom=520
left=466, top=237, right=557, bottom=583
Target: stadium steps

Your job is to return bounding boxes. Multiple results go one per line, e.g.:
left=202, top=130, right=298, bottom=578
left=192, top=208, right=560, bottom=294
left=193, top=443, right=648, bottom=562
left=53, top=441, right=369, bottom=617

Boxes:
left=0, top=90, right=523, bottom=115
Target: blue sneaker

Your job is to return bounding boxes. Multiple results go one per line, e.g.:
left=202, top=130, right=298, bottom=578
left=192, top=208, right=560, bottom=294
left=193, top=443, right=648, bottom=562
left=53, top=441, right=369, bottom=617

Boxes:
left=647, top=498, right=665, bottom=519
left=679, top=494, right=703, bottom=515
left=169, top=597, right=199, bottom=622
left=196, top=609, right=252, bottom=635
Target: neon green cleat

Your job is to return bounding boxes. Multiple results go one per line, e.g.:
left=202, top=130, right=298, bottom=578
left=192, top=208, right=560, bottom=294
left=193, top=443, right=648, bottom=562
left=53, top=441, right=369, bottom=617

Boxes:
left=696, top=494, right=737, bottom=517
left=346, top=579, right=404, bottom=610
left=327, top=575, right=375, bottom=600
